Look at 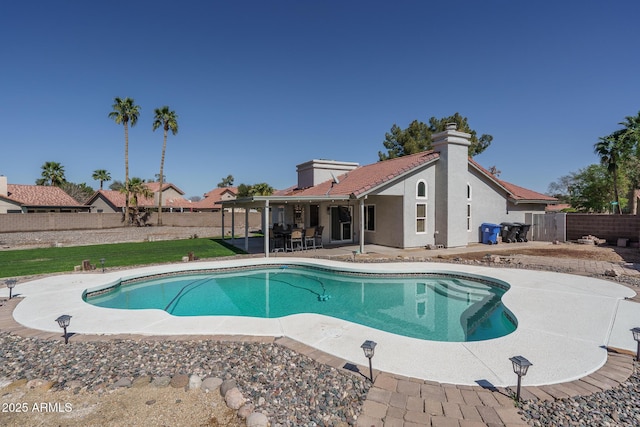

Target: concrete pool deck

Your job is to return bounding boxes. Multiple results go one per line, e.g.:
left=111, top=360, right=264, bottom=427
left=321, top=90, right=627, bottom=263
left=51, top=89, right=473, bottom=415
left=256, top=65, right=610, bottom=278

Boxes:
left=1, top=257, right=638, bottom=388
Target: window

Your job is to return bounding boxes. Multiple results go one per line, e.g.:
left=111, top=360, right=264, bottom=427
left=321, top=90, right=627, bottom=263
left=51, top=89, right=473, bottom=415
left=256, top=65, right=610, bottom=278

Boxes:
left=365, top=205, right=375, bottom=231
left=467, top=184, right=472, bottom=200
left=416, top=203, right=426, bottom=233
left=417, top=180, right=427, bottom=198
left=467, top=203, right=472, bottom=231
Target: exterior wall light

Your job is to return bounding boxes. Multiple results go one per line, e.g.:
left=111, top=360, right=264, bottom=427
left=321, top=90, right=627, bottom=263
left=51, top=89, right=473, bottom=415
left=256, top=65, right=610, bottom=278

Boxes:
left=100, top=258, right=106, bottom=273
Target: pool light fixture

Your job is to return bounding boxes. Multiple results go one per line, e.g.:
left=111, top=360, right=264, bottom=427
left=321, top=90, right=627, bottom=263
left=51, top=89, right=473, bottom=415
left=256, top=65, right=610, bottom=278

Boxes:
left=100, top=258, right=106, bottom=273
left=509, top=355, right=532, bottom=402
left=631, top=327, right=640, bottom=361
left=5, top=279, right=17, bottom=299
left=361, top=340, right=377, bottom=382
left=55, top=315, right=72, bottom=344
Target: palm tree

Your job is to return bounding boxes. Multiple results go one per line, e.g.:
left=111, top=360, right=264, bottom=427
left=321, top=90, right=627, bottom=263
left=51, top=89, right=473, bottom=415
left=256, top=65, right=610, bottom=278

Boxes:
left=120, top=177, right=153, bottom=225
left=37, top=161, right=66, bottom=186
left=92, top=169, right=111, bottom=190
left=108, top=97, right=140, bottom=223
left=152, top=106, right=179, bottom=226
left=619, top=112, right=640, bottom=214
left=594, top=133, right=624, bottom=214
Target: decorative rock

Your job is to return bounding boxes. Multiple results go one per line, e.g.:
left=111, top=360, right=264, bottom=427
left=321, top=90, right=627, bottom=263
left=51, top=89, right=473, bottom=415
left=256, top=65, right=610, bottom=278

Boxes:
left=5, top=379, right=27, bottom=391
left=113, top=378, right=132, bottom=388
left=224, top=387, right=245, bottom=410
left=151, top=376, right=171, bottom=387
left=188, top=374, right=202, bottom=391
left=237, top=402, right=255, bottom=419
left=132, top=376, right=152, bottom=388
left=170, top=374, right=189, bottom=389
left=246, top=412, right=269, bottom=427
left=201, top=377, right=223, bottom=392
left=220, top=378, right=237, bottom=396
left=0, top=377, right=12, bottom=389
left=26, top=379, right=54, bottom=390
left=605, top=269, right=620, bottom=277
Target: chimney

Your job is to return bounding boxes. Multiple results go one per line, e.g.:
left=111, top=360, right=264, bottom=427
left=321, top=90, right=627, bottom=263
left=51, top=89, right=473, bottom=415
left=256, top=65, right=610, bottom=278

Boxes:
left=0, top=176, right=7, bottom=197
left=296, top=159, right=359, bottom=189
left=432, top=125, right=472, bottom=248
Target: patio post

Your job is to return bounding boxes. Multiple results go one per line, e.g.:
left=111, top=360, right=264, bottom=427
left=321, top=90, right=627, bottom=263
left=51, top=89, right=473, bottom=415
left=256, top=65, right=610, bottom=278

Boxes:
left=244, top=205, right=249, bottom=252
left=359, top=198, right=365, bottom=254
left=221, top=209, right=225, bottom=240
left=264, top=199, right=270, bottom=257
left=231, top=206, right=235, bottom=244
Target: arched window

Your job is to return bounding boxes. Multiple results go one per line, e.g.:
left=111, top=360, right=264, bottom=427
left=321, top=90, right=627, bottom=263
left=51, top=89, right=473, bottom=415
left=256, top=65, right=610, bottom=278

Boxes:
left=417, top=180, right=427, bottom=198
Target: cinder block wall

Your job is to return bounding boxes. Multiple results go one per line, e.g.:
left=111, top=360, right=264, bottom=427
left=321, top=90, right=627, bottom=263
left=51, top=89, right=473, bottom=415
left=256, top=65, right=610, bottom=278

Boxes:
left=0, top=212, right=262, bottom=233
left=566, top=214, right=640, bottom=243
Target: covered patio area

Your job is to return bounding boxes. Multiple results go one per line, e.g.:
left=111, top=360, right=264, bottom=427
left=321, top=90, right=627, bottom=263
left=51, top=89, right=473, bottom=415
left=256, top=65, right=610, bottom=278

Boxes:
left=220, top=195, right=369, bottom=257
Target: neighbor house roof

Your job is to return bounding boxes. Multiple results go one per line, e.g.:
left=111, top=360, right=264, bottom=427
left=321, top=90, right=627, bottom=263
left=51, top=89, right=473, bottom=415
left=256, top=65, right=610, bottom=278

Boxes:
left=3, top=184, right=82, bottom=207
left=144, top=182, right=185, bottom=195
left=86, top=188, right=192, bottom=209
left=191, top=187, right=237, bottom=210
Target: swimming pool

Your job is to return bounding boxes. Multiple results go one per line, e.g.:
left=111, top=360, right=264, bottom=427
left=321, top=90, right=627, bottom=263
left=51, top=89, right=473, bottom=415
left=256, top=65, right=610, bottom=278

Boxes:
left=85, top=265, right=516, bottom=342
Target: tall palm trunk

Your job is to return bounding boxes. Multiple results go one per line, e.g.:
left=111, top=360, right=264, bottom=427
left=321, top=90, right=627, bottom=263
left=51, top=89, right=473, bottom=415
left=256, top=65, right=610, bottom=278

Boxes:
left=613, top=172, right=622, bottom=214
left=124, top=121, right=130, bottom=223
left=157, top=129, right=168, bottom=226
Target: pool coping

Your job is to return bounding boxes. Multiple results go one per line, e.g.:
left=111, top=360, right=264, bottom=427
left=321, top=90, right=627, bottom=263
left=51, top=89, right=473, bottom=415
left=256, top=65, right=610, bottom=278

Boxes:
left=2, top=258, right=637, bottom=387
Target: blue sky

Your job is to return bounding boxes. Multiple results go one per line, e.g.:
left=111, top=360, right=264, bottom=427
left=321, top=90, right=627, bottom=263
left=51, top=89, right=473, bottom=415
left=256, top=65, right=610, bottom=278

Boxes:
left=2, top=1, right=639, bottom=199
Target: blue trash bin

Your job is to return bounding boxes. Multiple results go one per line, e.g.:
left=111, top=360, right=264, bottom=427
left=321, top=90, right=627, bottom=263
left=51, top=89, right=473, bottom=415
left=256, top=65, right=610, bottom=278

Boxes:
left=481, top=223, right=501, bottom=244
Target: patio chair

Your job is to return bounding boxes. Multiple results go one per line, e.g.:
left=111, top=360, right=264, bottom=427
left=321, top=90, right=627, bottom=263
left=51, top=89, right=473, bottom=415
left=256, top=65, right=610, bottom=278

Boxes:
left=314, top=225, right=324, bottom=248
left=304, top=227, right=316, bottom=250
left=269, top=229, right=285, bottom=252
left=287, top=229, right=304, bottom=252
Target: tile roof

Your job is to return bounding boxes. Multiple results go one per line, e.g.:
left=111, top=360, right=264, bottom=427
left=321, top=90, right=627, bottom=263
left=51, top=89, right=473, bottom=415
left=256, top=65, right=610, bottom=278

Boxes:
left=276, top=151, right=557, bottom=204
left=144, top=182, right=185, bottom=195
left=5, top=184, right=82, bottom=207
left=89, top=189, right=193, bottom=209
left=191, top=187, right=237, bottom=209
left=468, top=158, right=557, bottom=202
left=279, top=151, right=440, bottom=197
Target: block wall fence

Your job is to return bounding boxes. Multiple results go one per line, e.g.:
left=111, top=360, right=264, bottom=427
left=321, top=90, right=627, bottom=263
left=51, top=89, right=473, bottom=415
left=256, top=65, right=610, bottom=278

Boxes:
left=1, top=212, right=638, bottom=244
left=0, top=212, right=263, bottom=233
left=566, top=214, right=640, bottom=243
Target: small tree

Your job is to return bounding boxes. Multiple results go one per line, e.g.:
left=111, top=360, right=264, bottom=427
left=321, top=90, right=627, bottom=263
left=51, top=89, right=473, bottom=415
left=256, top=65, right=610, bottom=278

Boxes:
left=92, top=169, right=111, bottom=190
left=37, top=161, right=66, bottom=186
left=120, top=177, right=153, bottom=226
left=378, top=113, right=492, bottom=161
left=217, top=175, right=234, bottom=188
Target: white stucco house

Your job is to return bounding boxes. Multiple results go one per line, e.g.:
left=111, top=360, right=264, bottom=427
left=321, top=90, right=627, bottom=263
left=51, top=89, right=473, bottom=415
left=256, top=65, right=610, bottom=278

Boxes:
left=222, top=124, right=557, bottom=254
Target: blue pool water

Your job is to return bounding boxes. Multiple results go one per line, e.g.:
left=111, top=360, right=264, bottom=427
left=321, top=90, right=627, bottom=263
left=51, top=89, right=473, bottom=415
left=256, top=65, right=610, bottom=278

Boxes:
left=85, top=266, right=516, bottom=342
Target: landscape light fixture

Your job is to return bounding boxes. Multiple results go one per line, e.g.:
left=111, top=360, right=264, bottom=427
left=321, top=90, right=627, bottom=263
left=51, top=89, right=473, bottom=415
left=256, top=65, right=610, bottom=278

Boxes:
left=361, top=340, right=377, bottom=382
left=55, top=315, right=72, bottom=344
left=631, top=327, right=640, bottom=361
left=509, top=355, right=532, bottom=402
left=5, top=279, right=17, bottom=299
left=100, top=258, right=106, bottom=273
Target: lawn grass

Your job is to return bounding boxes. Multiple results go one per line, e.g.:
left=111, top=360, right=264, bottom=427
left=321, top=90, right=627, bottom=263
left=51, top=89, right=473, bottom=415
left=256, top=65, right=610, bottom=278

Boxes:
left=0, top=238, right=245, bottom=278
